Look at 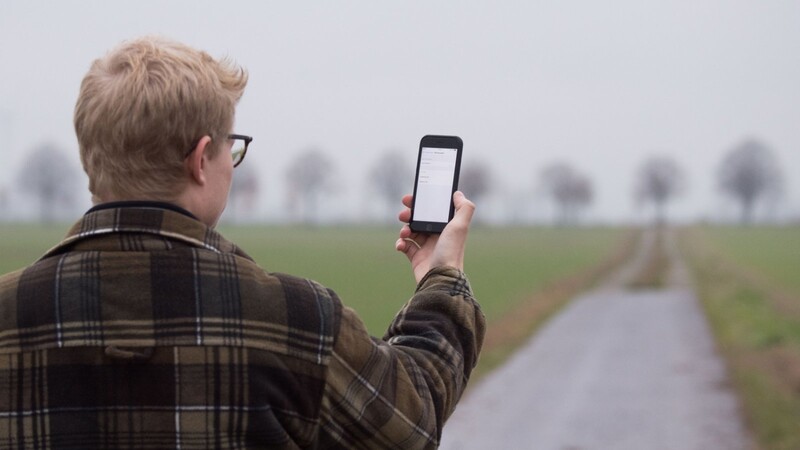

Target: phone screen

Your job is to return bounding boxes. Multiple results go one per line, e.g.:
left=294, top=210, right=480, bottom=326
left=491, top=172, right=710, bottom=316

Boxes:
left=410, top=135, right=463, bottom=233
left=414, top=147, right=459, bottom=223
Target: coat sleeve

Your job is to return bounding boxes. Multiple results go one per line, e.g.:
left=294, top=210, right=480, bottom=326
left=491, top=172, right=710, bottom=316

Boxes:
left=318, top=266, right=485, bottom=449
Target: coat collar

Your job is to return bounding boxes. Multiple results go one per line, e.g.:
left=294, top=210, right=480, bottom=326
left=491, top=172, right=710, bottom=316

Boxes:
left=40, top=203, right=251, bottom=261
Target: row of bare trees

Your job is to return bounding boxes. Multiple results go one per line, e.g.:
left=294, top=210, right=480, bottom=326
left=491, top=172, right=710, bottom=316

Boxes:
left=540, top=138, right=784, bottom=225
left=273, top=137, right=785, bottom=225
left=633, top=138, right=783, bottom=224
left=3, top=137, right=787, bottom=224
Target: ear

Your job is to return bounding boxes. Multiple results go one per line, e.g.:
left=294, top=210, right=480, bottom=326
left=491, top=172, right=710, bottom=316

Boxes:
left=185, top=136, right=213, bottom=186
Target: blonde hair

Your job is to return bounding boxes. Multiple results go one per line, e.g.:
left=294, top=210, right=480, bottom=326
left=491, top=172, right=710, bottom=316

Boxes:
left=74, top=36, right=248, bottom=201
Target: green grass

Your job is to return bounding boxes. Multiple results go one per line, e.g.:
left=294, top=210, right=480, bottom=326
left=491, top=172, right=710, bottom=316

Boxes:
left=461, top=227, right=625, bottom=320
left=699, top=226, right=800, bottom=296
left=0, top=223, right=69, bottom=275
left=223, top=225, right=626, bottom=335
left=681, top=226, right=800, bottom=450
left=221, top=226, right=411, bottom=335
left=2, top=223, right=626, bottom=337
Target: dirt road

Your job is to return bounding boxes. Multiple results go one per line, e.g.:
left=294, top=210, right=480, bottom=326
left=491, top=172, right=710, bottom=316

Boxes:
left=440, top=230, right=752, bottom=450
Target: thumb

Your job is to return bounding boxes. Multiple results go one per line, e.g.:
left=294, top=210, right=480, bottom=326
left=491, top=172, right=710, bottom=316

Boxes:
left=451, top=191, right=475, bottom=225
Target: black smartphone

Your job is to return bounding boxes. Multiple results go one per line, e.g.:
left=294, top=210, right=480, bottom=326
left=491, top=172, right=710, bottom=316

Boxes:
left=409, top=135, right=463, bottom=233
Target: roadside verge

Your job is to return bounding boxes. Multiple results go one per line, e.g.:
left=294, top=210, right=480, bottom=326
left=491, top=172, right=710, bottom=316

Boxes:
left=680, top=227, right=800, bottom=450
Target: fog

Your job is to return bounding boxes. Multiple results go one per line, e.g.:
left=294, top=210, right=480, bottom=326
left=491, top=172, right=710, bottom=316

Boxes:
left=1, top=1, right=799, bottom=224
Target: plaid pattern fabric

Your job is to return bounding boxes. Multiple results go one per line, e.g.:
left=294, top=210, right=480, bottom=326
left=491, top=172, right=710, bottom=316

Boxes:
left=0, top=205, right=485, bottom=449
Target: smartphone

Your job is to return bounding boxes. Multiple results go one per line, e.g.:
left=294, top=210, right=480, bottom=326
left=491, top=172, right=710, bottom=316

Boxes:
left=409, top=135, right=463, bottom=233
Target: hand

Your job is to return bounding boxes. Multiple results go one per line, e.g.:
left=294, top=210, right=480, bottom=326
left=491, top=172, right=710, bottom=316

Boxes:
left=395, top=191, right=476, bottom=283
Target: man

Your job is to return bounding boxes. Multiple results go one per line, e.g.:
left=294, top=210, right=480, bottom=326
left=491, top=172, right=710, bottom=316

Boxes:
left=0, top=36, right=484, bottom=449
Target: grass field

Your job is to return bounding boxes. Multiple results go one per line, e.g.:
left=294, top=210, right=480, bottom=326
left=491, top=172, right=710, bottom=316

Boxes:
left=681, top=226, right=800, bottom=450
left=698, top=227, right=800, bottom=296
left=0, top=224, right=68, bottom=275
left=1, top=223, right=628, bottom=338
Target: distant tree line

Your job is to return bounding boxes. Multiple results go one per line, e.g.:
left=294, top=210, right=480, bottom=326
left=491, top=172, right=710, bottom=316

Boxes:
left=630, top=138, right=783, bottom=224
left=10, top=142, right=82, bottom=222
left=544, top=137, right=784, bottom=225
left=7, top=137, right=788, bottom=225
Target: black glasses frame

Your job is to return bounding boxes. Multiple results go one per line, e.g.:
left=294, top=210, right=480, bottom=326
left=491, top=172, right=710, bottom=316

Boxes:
left=184, top=133, right=253, bottom=168
left=228, top=134, right=253, bottom=168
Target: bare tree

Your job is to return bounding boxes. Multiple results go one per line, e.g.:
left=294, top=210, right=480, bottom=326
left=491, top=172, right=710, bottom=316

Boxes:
left=718, top=138, right=782, bottom=224
left=368, top=150, right=412, bottom=218
left=460, top=161, right=493, bottom=204
left=539, top=162, right=593, bottom=225
left=285, top=148, right=336, bottom=224
left=16, top=142, right=81, bottom=222
left=227, top=163, right=260, bottom=223
left=634, top=155, right=685, bottom=224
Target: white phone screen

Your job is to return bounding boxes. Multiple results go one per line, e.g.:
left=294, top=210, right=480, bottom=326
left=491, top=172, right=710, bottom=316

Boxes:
left=414, top=147, right=458, bottom=223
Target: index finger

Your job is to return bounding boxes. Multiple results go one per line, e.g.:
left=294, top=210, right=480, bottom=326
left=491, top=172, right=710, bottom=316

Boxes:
left=402, top=194, right=413, bottom=209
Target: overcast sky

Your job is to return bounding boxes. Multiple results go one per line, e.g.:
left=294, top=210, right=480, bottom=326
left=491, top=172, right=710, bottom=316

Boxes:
left=1, top=1, right=798, bottom=223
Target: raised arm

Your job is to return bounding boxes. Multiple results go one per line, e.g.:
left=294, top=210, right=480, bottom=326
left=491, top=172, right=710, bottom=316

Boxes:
left=318, top=192, right=485, bottom=449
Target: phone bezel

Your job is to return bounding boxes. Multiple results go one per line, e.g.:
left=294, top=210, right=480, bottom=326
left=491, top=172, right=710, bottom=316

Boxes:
left=409, top=135, right=463, bottom=233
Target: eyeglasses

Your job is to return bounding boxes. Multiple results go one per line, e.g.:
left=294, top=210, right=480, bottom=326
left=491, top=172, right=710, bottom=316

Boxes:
left=227, top=134, right=253, bottom=168
left=184, top=133, right=253, bottom=168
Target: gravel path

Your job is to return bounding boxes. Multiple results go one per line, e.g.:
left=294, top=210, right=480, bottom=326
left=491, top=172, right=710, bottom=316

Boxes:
left=440, top=230, right=752, bottom=450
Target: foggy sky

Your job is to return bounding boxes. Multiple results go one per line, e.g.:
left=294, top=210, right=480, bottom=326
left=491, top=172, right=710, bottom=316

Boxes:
left=1, top=1, right=799, bottom=223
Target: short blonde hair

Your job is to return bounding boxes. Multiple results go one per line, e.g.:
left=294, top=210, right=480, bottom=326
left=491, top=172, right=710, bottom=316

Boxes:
left=74, top=36, right=248, bottom=201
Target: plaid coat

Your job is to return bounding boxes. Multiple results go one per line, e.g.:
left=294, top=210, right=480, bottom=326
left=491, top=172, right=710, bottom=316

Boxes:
left=0, top=205, right=485, bottom=449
